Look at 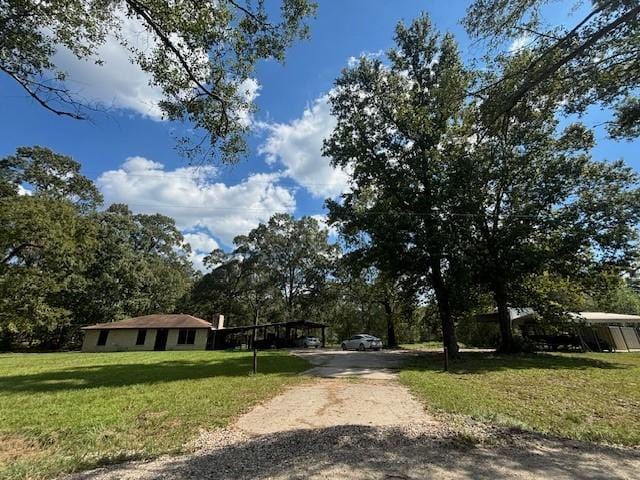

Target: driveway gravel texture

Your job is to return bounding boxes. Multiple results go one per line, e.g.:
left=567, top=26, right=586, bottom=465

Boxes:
left=68, top=349, right=640, bottom=480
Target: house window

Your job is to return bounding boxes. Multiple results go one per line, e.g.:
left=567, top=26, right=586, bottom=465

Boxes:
left=178, top=329, right=196, bottom=345
left=97, top=330, right=109, bottom=346
left=136, top=329, right=147, bottom=345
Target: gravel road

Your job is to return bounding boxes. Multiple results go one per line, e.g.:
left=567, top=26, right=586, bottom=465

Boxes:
left=68, top=350, right=640, bottom=480
left=292, top=348, right=423, bottom=379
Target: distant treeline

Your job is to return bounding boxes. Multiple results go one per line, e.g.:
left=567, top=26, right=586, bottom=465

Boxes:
left=2, top=147, right=639, bottom=352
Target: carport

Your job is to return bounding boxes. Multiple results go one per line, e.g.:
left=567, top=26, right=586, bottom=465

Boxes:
left=567, top=312, right=640, bottom=352
left=208, top=319, right=327, bottom=350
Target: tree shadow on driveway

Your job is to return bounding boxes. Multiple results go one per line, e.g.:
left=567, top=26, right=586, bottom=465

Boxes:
left=73, top=424, right=640, bottom=480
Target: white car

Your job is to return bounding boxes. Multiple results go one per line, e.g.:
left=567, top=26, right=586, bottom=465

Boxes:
left=341, top=334, right=383, bottom=351
left=296, top=336, right=321, bottom=348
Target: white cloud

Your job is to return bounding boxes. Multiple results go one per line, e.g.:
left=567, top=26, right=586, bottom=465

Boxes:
left=97, top=156, right=296, bottom=246
left=509, top=35, right=531, bottom=53
left=258, top=94, right=351, bottom=198
left=184, top=231, right=219, bottom=253
left=54, top=14, right=165, bottom=119
left=236, top=77, right=261, bottom=128
left=17, top=185, right=32, bottom=196
left=347, top=50, right=384, bottom=68
left=310, top=213, right=338, bottom=238
left=183, top=232, right=220, bottom=272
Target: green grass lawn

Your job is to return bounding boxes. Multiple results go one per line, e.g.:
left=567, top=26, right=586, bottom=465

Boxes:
left=400, top=351, right=640, bottom=446
left=0, top=350, right=308, bottom=480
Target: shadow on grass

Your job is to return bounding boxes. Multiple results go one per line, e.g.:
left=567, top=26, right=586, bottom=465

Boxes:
left=72, top=424, right=640, bottom=480
left=0, top=355, right=305, bottom=394
left=402, top=351, right=630, bottom=375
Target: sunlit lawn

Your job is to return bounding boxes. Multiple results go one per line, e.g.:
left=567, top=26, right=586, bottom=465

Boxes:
left=400, top=351, right=640, bottom=446
left=0, top=350, right=308, bottom=480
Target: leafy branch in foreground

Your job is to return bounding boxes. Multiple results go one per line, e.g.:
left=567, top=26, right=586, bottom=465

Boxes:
left=465, top=0, right=640, bottom=139
left=0, top=0, right=316, bottom=163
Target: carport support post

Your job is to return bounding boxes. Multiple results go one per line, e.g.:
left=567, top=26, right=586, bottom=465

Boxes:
left=321, top=326, right=326, bottom=348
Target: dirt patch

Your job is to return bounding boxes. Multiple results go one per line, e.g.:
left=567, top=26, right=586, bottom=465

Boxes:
left=0, top=433, right=45, bottom=464
left=234, top=379, right=439, bottom=435
left=315, top=381, right=344, bottom=416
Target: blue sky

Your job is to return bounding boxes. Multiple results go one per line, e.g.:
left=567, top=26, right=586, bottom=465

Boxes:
left=1, top=0, right=638, bottom=269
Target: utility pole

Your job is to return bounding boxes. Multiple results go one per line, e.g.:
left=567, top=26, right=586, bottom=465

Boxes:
left=252, top=306, right=258, bottom=375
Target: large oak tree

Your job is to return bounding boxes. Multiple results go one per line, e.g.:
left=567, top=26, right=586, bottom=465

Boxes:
left=324, top=15, right=473, bottom=356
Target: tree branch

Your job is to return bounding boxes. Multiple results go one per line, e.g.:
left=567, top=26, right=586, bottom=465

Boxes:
left=227, top=0, right=273, bottom=28
left=124, top=0, right=227, bottom=110
left=502, top=4, right=640, bottom=115
left=0, top=66, right=86, bottom=120
left=471, top=1, right=615, bottom=99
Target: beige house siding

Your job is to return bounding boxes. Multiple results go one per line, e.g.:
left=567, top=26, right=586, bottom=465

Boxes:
left=82, top=328, right=209, bottom=352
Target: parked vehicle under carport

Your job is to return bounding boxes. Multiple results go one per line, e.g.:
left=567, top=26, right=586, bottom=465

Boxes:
left=296, top=336, right=321, bottom=348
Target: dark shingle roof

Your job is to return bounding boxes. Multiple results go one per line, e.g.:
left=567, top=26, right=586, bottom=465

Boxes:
left=82, top=314, right=213, bottom=330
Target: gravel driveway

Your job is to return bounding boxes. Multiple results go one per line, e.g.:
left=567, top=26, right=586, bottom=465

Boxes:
left=292, top=348, right=423, bottom=379
left=69, top=349, right=640, bottom=480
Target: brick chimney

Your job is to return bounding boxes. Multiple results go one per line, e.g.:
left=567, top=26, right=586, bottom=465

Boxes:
left=216, top=314, right=225, bottom=330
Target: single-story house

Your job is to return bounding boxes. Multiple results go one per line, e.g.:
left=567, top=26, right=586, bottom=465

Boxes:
left=82, top=314, right=328, bottom=352
left=81, top=314, right=214, bottom=352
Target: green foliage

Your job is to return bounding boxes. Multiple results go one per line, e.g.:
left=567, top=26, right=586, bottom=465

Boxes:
left=0, top=0, right=316, bottom=162
left=0, top=148, right=195, bottom=349
left=464, top=0, right=640, bottom=139
left=234, top=214, right=338, bottom=320
left=325, top=14, right=473, bottom=355
left=0, top=195, right=97, bottom=347
left=188, top=256, right=250, bottom=326
left=583, top=272, right=640, bottom=315
left=0, top=146, right=103, bottom=210
left=515, top=272, right=588, bottom=324
left=464, top=76, right=640, bottom=348
left=185, top=214, right=337, bottom=327
left=324, top=11, right=640, bottom=353
left=455, top=294, right=501, bottom=348
left=74, top=204, right=195, bottom=327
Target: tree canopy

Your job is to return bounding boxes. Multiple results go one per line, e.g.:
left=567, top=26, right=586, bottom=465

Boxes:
left=464, top=0, right=640, bottom=138
left=1, top=0, right=316, bottom=162
left=2, top=5, right=640, bottom=355
left=0, top=147, right=194, bottom=349
left=325, top=14, right=474, bottom=356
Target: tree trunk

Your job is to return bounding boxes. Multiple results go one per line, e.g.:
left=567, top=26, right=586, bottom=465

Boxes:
left=383, top=300, right=397, bottom=348
left=494, top=282, right=517, bottom=353
left=430, top=258, right=459, bottom=357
